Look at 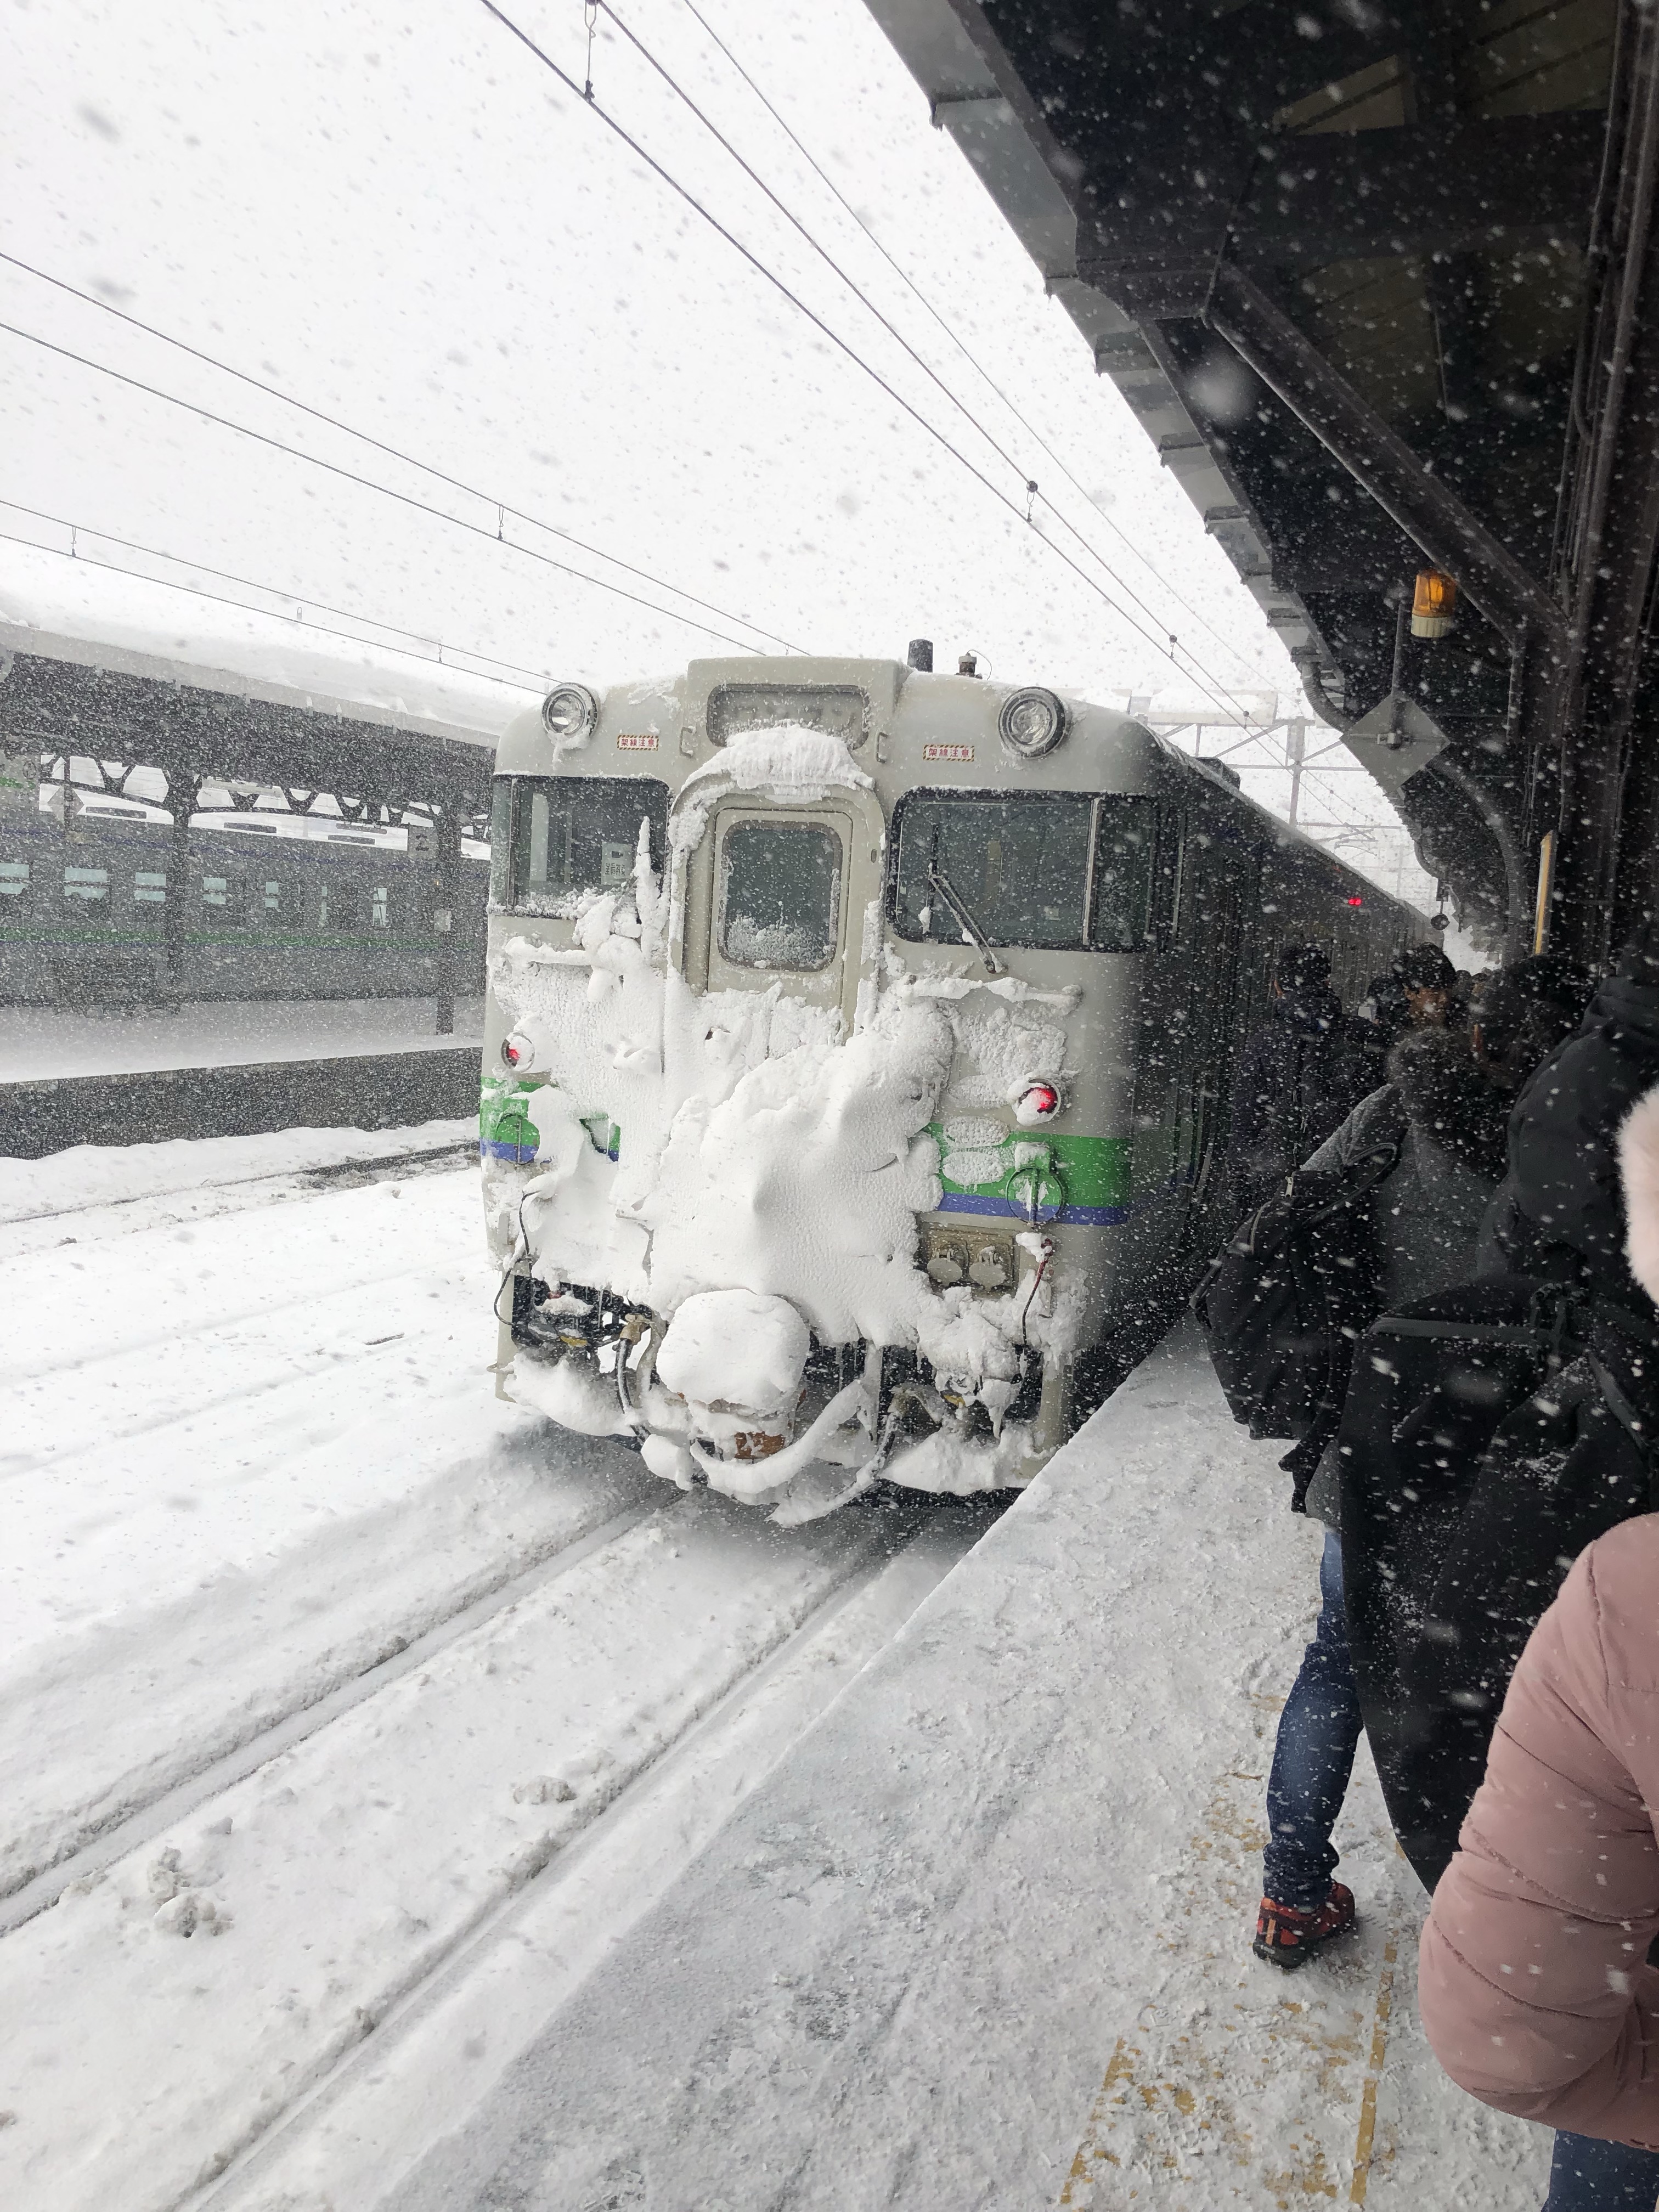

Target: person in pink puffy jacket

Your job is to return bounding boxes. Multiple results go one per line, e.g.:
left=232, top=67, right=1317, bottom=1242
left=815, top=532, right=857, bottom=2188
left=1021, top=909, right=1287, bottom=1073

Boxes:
left=1420, top=1081, right=1659, bottom=2209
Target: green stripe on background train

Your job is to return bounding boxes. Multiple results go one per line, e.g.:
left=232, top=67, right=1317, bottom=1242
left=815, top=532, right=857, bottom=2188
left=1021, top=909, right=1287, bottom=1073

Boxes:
left=479, top=1077, right=1148, bottom=1228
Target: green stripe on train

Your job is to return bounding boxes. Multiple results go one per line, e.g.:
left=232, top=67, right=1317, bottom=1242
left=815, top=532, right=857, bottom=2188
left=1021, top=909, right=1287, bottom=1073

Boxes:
left=930, top=1124, right=1134, bottom=1205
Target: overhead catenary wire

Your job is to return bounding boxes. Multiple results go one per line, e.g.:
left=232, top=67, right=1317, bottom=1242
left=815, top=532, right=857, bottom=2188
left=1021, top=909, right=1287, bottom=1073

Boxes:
left=665, top=0, right=1277, bottom=693
left=589, top=0, right=1265, bottom=727
left=594, top=0, right=1260, bottom=718
left=0, top=315, right=781, bottom=657
left=0, top=499, right=555, bottom=692
left=475, top=0, right=1256, bottom=726
left=0, top=249, right=798, bottom=656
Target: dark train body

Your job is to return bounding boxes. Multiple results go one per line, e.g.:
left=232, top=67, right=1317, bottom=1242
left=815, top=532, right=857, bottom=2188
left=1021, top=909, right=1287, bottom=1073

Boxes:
left=0, top=806, right=488, bottom=1004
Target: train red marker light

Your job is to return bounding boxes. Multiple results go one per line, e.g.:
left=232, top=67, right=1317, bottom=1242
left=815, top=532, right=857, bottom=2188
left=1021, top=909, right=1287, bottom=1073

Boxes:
left=1014, top=1081, right=1062, bottom=1127
left=1346, top=895, right=1364, bottom=907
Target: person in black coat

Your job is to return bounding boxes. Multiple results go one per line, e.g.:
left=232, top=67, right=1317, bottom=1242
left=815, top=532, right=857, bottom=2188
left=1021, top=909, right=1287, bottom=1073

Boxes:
left=1227, top=944, right=1360, bottom=1219
left=1479, top=925, right=1655, bottom=1291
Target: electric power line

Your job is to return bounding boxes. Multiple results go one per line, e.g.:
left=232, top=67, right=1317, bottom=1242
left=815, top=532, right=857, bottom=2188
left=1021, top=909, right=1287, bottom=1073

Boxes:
left=667, top=0, right=1277, bottom=695
left=0, top=315, right=783, bottom=657
left=0, top=246, right=799, bottom=657
left=595, top=0, right=1262, bottom=722
left=476, top=0, right=1255, bottom=725
left=0, top=499, right=554, bottom=691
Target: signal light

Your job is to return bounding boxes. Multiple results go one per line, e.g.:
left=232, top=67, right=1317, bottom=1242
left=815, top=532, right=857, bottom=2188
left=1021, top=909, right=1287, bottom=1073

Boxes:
left=1410, top=569, right=1458, bottom=639
left=1014, top=1080, right=1062, bottom=1127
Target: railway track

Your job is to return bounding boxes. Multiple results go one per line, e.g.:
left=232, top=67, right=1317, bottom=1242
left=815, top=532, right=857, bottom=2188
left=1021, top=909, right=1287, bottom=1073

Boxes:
left=0, top=1486, right=990, bottom=2212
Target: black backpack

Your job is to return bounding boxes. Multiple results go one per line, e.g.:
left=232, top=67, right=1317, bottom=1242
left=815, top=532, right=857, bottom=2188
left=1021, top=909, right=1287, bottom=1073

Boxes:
left=1192, top=1127, right=1402, bottom=1498
left=1339, top=1279, right=1659, bottom=1889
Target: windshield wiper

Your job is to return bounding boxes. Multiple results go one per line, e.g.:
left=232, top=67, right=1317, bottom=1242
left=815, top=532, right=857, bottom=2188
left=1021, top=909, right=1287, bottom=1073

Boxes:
left=927, top=860, right=1005, bottom=977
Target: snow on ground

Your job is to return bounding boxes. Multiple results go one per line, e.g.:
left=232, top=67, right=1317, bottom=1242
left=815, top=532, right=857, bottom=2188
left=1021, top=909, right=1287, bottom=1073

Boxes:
left=327, top=1324, right=1549, bottom=2212
left=0, top=1128, right=1558, bottom=2209
left=0, top=994, right=484, bottom=1083
left=0, top=1121, right=996, bottom=2212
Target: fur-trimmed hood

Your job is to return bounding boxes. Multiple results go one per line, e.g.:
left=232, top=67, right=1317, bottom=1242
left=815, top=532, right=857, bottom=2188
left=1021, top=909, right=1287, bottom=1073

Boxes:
left=1618, top=1083, right=1659, bottom=1305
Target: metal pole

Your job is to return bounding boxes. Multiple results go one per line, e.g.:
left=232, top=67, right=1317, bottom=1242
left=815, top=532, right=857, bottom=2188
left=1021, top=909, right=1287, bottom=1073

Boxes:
left=1286, top=717, right=1306, bottom=825
left=162, top=763, right=199, bottom=1002
left=434, top=807, right=459, bottom=1035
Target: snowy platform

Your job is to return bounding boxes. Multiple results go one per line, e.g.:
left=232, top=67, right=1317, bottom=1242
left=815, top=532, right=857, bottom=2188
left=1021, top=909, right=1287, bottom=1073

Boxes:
left=0, top=995, right=485, bottom=1083
left=314, top=1327, right=1549, bottom=2212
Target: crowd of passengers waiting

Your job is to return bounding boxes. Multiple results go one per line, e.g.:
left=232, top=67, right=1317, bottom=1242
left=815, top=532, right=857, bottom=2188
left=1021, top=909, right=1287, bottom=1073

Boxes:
left=1211, top=924, right=1659, bottom=2212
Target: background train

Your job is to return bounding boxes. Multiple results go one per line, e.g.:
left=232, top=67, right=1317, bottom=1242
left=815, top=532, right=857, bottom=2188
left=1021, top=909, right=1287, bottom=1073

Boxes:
left=481, top=654, right=1425, bottom=1521
left=0, top=798, right=489, bottom=1005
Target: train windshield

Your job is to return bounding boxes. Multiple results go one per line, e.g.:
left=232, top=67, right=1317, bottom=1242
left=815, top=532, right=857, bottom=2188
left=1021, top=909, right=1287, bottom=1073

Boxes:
left=490, top=776, right=668, bottom=915
left=890, top=792, right=1158, bottom=951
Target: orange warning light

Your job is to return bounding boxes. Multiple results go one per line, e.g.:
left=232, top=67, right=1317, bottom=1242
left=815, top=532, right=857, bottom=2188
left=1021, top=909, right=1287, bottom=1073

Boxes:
left=1410, top=569, right=1458, bottom=639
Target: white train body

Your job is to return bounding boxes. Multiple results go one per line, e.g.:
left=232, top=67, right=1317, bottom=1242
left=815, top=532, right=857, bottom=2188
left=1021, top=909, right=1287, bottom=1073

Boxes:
left=482, top=656, right=1419, bottom=1522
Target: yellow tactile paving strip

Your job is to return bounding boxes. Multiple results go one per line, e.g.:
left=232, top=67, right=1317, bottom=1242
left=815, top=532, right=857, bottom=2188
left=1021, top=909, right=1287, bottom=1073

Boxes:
left=1057, top=1705, right=1411, bottom=2208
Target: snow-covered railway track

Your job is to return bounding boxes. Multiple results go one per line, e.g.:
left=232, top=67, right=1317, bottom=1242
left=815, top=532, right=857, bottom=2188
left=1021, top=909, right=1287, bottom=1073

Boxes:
left=0, top=1129, right=477, bottom=1263
left=0, top=1499, right=655, bottom=1936
left=0, top=1491, right=991, bottom=2212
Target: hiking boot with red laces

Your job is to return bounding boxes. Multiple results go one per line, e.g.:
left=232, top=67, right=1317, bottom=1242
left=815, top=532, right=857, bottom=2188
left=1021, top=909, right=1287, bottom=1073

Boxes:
left=1253, top=1883, right=1356, bottom=1970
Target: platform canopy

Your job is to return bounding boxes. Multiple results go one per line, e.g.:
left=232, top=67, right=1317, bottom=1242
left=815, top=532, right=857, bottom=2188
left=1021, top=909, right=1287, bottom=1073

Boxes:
left=0, top=608, right=535, bottom=830
left=866, top=0, right=1656, bottom=960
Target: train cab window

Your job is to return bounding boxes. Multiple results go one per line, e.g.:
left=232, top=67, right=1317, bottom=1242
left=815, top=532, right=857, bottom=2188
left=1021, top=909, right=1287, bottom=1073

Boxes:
left=891, top=792, right=1160, bottom=952
left=490, top=776, right=668, bottom=914
left=719, top=819, right=842, bottom=971
left=1, top=860, right=28, bottom=902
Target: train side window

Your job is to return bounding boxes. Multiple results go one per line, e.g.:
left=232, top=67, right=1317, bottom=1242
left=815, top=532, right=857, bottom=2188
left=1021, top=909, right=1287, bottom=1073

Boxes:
left=1, top=859, right=29, bottom=902
left=134, top=871, right=167, bottom=904
left=63, top=865, right=110, bottom=911
left=201, top=874, right=248, bottom=924
left=719, top=820, right=842, bottom=971
left=1090, top=798, right=1162, bottom=950
left=371, top=885, right=390, bottom=928
left=492, top=775, right=668, bottom=915
left=891, top=792, right=1096, bottom=950
left=328, top=882, right=362, bottom=932
left=262, top=879, right=284, bottom=916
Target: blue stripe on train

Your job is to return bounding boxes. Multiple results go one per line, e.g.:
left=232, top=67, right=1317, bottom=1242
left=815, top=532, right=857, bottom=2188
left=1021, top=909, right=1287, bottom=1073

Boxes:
left=479, top=1139, right=540, bottom=1163
left=936, top=1192, right=1130, bottom=1228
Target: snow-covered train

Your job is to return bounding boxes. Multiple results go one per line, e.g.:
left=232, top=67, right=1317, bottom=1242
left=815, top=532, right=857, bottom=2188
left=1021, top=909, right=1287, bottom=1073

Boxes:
left=481, top=655, right=1421, bottom=1522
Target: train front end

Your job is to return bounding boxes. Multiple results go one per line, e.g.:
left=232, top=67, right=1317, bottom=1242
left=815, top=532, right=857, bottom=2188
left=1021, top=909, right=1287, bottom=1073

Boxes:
left=482, top=657, right=1155, bottom=1522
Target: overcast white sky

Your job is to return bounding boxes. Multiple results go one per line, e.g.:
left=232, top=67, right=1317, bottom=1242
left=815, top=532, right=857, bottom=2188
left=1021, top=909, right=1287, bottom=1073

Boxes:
left=0, top=0, right=1439, bottom=909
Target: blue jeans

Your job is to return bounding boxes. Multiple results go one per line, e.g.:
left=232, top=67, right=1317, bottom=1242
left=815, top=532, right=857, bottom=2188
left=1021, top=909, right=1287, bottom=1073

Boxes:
left=1263, top=1529, right=1365, bottom=1911
left=1544, top=2132, right=1659, bottom=2209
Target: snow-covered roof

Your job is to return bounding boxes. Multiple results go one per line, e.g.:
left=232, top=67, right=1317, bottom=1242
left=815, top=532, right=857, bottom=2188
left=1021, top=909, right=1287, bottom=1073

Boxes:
left=0, top=544, right=543, bottom=751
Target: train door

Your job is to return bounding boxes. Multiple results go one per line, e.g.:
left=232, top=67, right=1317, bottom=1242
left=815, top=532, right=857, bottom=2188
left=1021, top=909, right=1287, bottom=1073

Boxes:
left=1179, top=839, right=1248, bottom=1225
left=702, top=800, right=859, bottom=1024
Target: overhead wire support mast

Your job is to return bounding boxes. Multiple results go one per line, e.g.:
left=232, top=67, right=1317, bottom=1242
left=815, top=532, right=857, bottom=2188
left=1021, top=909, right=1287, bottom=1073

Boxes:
left=668, top=0, right=1274, bottom=695
left=475, top=0, right=1252, bottom=720
left=590, top=0, right=1259, bottom=725
left=0, top=249, right=799, bottom=656
left=0, top=317, right=780, bottom=657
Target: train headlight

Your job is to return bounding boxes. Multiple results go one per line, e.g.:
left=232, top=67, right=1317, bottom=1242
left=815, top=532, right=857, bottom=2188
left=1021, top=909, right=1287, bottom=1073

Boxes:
left=541, top=683, right=599, bottom=746
left=1014, top=1080, right=1063, bottom=1127
left=998, top=686, right=1068, bottom=759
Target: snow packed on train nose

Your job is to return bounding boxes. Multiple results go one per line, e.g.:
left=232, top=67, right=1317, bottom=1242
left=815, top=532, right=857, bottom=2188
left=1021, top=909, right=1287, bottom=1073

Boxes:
left=478, top=654, right=1421, bottom=1523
